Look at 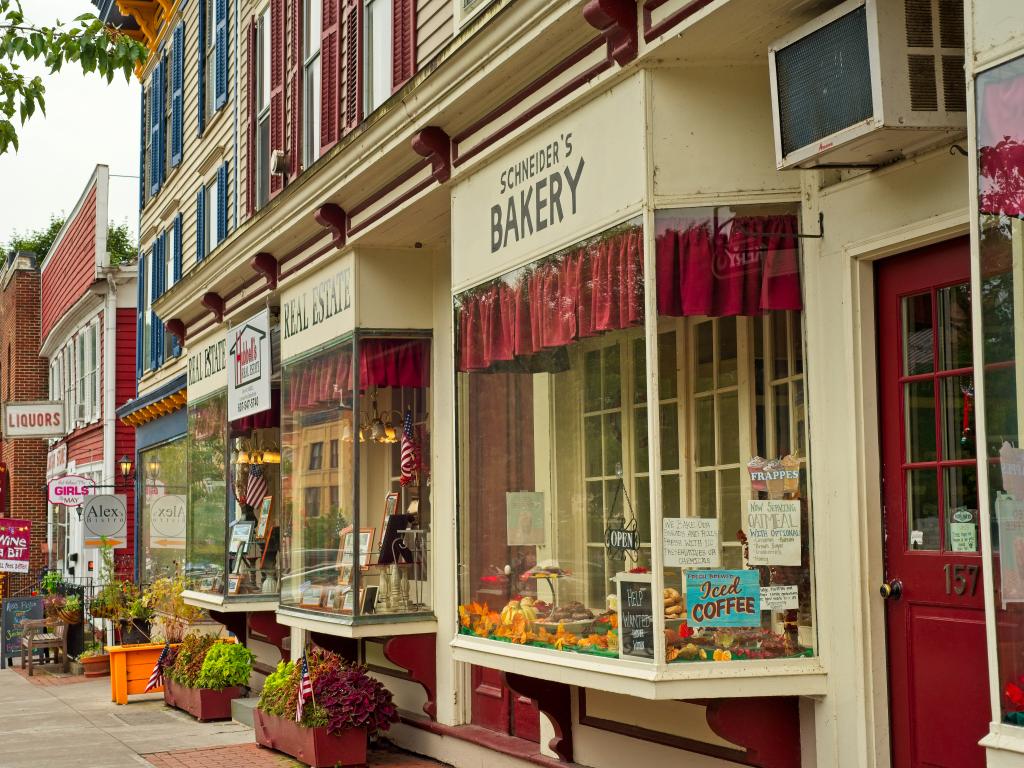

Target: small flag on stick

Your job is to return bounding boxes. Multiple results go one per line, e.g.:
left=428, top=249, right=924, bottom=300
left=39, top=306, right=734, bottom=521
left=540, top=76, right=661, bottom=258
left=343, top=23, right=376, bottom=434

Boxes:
left=145, top=642, right=170, bottom=692
left=295, top=653, right=314, bottom=722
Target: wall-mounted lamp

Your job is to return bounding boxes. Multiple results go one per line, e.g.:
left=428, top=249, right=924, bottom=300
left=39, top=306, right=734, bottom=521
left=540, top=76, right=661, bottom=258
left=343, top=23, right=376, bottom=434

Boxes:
left=118, top=455, right=134, bottom=483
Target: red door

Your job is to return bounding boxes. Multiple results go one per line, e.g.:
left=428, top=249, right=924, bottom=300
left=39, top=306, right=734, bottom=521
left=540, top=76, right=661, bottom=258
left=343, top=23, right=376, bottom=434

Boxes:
left=877, top=238, right=989, bottom=768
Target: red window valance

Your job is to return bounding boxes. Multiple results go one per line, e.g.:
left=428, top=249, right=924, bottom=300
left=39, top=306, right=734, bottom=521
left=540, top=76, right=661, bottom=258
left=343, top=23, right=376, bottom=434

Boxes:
left=457, top=226, right=645, bottom=372
left=655, top=214, right=801, bottom=318
left=979, top=74, right=1024, bottom=217
left=287, top=338, right=430, bottom=412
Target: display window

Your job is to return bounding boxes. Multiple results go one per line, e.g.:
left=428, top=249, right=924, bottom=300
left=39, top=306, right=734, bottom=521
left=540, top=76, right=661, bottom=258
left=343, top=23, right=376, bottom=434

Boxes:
left=976, top=55, right=1024, bottom=727
left=139, top=437, right=187, bottom=585
left=280, top=335, right=432, bottom=619
left=456, top=210, right=816, bottom=666
left=186, top=391, right=229, bottom=594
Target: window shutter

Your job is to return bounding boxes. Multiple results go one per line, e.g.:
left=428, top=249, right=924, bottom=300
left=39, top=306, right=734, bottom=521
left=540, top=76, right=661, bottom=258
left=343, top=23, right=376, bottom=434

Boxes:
left=391, top=0, right=415, bottom=92
left=320, top=0, right=341, bottom=153
left=270, top=0, right=286, bottom=197
left=136, top=250, right=145, bottom=380
left=158, top=58, right=167, bottom=186
left=148, top=243, right=160, bottom=371
left=246, top=16, right=257, bottom=218
left=217, top=163, right=229, bottom=241
left=171, top=23, right=185, bottom=166
left=155, top=233, right=167, bottom=369
left=173, top=213, right=183, bottom=282
left=215, top=0, right=229, bottom=109
left=139, top=87, right=146, bottom=209
left=289, top=0, right=303, bottom=179
left=342, top=0, right=362, bottom=134
left=198, top=0, right=206, bottom=135
left=196, top=187, right=207, bottom=262
left=149, top=68, right=160, bottom=196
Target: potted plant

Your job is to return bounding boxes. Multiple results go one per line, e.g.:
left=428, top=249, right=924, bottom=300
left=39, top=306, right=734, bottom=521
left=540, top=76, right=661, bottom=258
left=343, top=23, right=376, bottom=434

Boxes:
left=254, top=647, right=398, bottom=767
left=119, top=590, right=154, bottom=645
left=144, top=576, right=204, bottom=643
left=162, top=633, right=252, bottom=721
left=79, top=642, right=110, bottom=678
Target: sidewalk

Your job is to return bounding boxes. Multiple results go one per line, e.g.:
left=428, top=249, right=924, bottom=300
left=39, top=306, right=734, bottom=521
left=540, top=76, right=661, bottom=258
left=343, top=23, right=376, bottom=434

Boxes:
left=0, top=668, right=446, bottom=768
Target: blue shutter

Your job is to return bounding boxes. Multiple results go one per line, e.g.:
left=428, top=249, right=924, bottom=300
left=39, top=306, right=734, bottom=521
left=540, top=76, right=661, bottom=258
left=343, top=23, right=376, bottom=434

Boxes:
left=215, top=0, right=228, bottom=110
left=217, top=163, right=228, bottom=242
left=197, top=0, right=206, bottom=135
left=158, top=57, right=167, bottom=185
left=171, top=23, right=184, bottom=166
left=151, top=234, right=167, bottom=369
left=148, top=245, right=158, bottom=370
left=139, top=87, right=146, bottom=209
left=196, top=187, right=206, bottom=263
left=173, top=213, right=183, bottom=282
left=149, top=70, right=160, bottom=196
left=136, top=250, right=145, bottom=381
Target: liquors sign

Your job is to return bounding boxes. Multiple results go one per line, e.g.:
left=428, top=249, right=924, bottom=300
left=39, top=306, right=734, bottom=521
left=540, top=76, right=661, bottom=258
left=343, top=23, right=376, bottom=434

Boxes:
left=2, top=401, right=65, bottom=438
left=227, top=309, right=272, bottom=420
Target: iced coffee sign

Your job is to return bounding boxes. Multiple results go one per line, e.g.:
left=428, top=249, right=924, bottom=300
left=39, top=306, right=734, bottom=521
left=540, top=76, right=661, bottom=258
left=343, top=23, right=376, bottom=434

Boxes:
left=451, top=73, right=645, bottom=290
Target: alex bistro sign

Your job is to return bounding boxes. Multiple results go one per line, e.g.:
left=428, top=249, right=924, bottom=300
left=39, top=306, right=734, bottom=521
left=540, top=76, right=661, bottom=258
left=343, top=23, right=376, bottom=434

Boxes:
left=82, top=494, right=128, bottom=548
left=1, top=401, right=64, bottom=438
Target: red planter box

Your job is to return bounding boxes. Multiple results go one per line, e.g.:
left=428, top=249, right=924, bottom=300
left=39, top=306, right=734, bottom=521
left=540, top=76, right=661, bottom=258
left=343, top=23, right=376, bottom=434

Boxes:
left=163, top=678, right=244, bottom=722
left=253, top=709, right=367, bottom=767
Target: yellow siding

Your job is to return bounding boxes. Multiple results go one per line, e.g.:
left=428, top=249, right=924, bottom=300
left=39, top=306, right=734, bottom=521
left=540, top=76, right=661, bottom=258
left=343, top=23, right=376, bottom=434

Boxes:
left=416, top=0, right=453, bottom=69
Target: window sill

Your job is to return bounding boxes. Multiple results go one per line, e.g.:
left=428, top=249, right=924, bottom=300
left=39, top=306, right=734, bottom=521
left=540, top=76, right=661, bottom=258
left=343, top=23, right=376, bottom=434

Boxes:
left=182, top=589, right=279, bottom=613
left=450, top=634, right=827, bottom=700
left=981, top=724, right=1024, bottom=757
left=275, top=605, right=438, bottom=639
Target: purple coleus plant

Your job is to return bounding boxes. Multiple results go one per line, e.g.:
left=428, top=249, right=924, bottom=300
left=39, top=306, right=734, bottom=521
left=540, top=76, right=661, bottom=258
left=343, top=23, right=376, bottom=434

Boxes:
left=313, top=665, right=399, bottom=736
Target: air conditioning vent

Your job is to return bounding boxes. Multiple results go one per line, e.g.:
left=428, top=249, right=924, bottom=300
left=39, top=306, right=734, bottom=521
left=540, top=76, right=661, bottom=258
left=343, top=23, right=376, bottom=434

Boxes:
left=769, top=0, right=966, bottom=169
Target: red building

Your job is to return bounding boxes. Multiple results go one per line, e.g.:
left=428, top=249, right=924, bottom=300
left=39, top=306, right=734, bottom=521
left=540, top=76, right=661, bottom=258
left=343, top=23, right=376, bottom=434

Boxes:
left=41, top=165, right=138, bottom=580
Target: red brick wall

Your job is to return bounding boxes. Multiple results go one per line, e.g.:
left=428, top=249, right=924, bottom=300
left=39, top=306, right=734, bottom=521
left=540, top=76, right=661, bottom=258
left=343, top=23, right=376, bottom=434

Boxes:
left=40, top=187, right=97, bottom=341
left=0, top=264, right=50, bottom=597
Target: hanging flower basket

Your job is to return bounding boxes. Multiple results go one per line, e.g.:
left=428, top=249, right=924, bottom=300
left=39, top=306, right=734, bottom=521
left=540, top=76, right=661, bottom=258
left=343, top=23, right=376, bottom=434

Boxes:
left=254, top=709, right=367, bottom=768
left=163, top=678, right=244, bottom=722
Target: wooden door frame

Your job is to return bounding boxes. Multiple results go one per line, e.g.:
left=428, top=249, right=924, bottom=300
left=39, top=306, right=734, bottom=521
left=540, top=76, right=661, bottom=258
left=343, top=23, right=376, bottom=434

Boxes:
left=841, top=211, right=972, bottom=767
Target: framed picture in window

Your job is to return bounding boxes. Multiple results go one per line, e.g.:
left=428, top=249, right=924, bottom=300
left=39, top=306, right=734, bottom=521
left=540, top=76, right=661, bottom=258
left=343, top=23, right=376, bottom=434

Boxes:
left=338, top=527, right=375, bottom=568
left=299, top=585, right=325, bottom=607
left=227, top=575, right=245, bottom=595
left=256, top=497, right=273, bottom=539
left=377, top=514, right=413, bottom=565
left=361, top=585, right=379, bottom=614
left=230, top=520, right=254, bottom=554
left=338, top=564, right=353, bottom=586
left=379, top=492, right=400, bottom=549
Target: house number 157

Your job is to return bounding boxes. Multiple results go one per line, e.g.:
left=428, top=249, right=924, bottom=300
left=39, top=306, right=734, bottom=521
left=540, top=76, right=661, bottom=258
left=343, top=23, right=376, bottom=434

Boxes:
left=943, top=563, right=979, bottom=596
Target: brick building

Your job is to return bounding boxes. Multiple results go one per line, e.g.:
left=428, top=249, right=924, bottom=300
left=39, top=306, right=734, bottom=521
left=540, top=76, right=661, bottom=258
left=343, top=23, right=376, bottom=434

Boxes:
left=0, top=252, right=50, bottom=596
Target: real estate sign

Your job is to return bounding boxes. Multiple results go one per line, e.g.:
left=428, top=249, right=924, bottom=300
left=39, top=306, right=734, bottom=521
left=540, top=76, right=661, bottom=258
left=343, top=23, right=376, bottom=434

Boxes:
left=227, top=309, right=273, bottom=420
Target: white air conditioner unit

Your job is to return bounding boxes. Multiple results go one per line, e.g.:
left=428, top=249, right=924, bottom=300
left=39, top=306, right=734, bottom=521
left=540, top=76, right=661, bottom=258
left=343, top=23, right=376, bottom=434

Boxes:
left=768, top=0, right=966, bottom=170
left=270, top=149, right=288, bottom=176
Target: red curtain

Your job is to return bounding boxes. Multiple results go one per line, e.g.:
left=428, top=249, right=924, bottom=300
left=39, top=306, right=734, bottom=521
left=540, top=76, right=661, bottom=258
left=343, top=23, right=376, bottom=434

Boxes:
left=979, top=74, right=1024, bottom=217
left=655, top=215, right=801, bottom=318
left=287, top=339, right=429, bottom=411
left=457, top=227, right=644, bottom=372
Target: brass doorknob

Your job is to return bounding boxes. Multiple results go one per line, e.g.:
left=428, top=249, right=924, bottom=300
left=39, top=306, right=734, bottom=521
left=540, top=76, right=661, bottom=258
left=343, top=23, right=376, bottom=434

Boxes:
left=879, top=579, right=903, bottom=600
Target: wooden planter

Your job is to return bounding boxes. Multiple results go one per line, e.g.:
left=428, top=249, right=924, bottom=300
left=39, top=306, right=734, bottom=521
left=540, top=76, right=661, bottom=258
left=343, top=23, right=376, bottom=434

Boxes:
left=80, top=654, right=110, bottom=678
left=105, top=642, right=179, bottom=705
left=254, top=709, right=367, bottom=768
left=163, top=678, right=244, bottom=722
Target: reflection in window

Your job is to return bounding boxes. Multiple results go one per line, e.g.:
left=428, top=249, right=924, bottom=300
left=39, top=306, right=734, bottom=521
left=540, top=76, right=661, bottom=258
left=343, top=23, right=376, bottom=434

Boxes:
left=185, top=393, right=228, bottom=594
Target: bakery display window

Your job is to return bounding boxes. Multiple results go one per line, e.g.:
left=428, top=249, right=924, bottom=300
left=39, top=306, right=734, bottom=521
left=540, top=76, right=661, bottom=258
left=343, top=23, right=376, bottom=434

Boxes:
left=456, top=209, right=817, bottom=666
left=279, top=334, right=432, bottom=620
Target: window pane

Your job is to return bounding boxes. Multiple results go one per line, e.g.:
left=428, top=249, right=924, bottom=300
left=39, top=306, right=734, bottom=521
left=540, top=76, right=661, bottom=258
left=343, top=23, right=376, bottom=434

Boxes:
left=185, top=393, right=228, bottom=594
left=602, top=345, right=621, bottom=409
left=903, top=292, right=933, bottom=375
left=602, top=413, right=622, bottom=477
left=905, top=380, right=938, bottom=462
left=717, top=391, right=739, bottom=464
left=586, top=482, right=604, bottom=542
left=772, top=311, right=789, bottom=379
left=634, top=405, right=649, bottom=469
left=937, top=282, right=972, bottom=370
left=944, top=465, right=978, bottom=553
left=720, top=468, right=741, bottom=541
left=695, top=397, right=715, bottom=466
left=694, top=323, right=713, bottom=392
left=940, top=375, right=974, bottom=462
left=658, top=331, right=677, bottom=400
left=659, top=403, right=679, bottom=471
left=718, top=318, right=738, bottom=387
left=139, top=437, right=188, bottom=585
left=774, top=383, right=791, bottom=455
left=907, top=468, right=940, bottom=550
left=695, top=471, right=716, bottom=518
left=792, top=313, right=804, bottom=374
left=632, top=338, right=646, bottom=405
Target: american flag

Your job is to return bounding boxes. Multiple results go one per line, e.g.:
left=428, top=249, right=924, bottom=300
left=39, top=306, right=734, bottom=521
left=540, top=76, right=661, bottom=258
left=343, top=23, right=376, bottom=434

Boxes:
left=246, top=464, right=268, bottom=508
left=399, top=409, right=417, bottom=487
left=145, top=642, right=170, bottom=692
left=295, top=653, right=313, bottom=722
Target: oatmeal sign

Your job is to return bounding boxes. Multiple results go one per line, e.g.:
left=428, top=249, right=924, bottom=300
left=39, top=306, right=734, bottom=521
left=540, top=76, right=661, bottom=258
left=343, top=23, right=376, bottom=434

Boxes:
left=747, top=499, right=802, bottom=566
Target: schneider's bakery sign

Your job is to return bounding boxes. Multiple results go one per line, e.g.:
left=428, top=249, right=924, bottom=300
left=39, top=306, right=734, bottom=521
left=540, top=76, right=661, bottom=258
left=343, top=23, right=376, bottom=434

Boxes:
left=187, top=329, right=227, bottom=403
left=452, top=73, right=645, bottom=290
left=281, top=254, right=355, bottom=361
left=227, top=309, right=272, bottom=420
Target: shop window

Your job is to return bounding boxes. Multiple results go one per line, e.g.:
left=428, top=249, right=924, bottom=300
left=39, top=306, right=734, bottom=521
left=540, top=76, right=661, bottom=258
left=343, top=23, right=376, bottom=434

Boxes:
left=281, top=336, right=432, bottom=619
left=456, top=210, right=815, bottom=665
left=976, top=55, right=1024, bottom=727
left=139, top=437, right=188, bottom=584
left=185, top=392, right=228, bottom=595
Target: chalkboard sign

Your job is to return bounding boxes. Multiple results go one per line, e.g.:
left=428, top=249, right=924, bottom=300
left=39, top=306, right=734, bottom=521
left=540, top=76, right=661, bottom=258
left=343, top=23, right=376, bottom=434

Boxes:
left=615, top=574, right=655, bottom=660
left=1, top=595, right=43, bottom=669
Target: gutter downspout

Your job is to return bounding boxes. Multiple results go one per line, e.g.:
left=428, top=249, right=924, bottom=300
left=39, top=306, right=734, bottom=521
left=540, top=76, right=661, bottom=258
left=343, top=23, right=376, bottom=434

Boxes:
left=103, top=273, right=118, bottom=495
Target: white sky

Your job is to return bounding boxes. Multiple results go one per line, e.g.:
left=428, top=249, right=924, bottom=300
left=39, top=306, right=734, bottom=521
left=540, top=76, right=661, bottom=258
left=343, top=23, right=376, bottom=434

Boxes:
left=0, top=0, right=140, bottom=249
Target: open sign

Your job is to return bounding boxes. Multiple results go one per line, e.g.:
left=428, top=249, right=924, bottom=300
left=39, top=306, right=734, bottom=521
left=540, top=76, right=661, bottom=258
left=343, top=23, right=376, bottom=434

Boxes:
left=47, top=475, right=95, bottom=506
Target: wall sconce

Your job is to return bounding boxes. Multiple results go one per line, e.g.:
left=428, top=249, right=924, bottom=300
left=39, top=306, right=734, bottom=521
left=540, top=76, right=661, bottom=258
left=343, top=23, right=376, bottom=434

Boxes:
left=118, top=455, right=135, bottom=482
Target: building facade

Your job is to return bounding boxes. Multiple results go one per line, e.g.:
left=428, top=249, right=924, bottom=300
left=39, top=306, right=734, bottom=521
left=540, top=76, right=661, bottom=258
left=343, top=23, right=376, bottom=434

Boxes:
left=96, top=0, right=1024, bottom=766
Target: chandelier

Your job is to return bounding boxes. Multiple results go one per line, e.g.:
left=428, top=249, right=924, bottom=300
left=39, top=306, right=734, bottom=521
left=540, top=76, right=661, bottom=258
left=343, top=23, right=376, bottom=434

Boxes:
left=355, top=390, right=401, bottom=444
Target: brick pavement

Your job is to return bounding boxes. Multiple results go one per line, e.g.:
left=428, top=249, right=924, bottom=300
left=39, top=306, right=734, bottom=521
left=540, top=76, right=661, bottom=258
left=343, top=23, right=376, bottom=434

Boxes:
left=143, top=741, right=448, bottom=768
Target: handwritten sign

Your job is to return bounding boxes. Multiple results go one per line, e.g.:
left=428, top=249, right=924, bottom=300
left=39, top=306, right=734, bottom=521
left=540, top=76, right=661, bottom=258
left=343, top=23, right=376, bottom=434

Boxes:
left=663, top=517, right=720, bottom=569
left=950, top=508, right=978, bottom=553
left=0, top=518, right=30, bottom=573
left=615, top=574, right=655, bottom=660
left=996, top=493, right=1024, bottom=606
left=1, top=596, right=42, bottom=669
left=685, top=570, right=761, bottom=628
left=747, top=499, right=801, bottom=566
left=760, top=585, right=799, bottom=612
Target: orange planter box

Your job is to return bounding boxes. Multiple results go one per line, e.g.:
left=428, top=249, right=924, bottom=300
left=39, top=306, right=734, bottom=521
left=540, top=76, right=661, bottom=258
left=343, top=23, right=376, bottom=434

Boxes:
left=105, top=643, right=178, bottom=705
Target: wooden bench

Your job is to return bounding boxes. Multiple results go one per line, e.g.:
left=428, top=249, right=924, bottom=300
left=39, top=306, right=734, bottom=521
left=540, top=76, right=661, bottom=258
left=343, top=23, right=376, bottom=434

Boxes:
left=20, top=618, right=68, bottom=676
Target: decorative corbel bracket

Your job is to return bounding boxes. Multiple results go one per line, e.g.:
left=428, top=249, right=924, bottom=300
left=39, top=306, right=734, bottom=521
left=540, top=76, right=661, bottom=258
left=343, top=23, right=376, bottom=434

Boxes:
left=165, top=318, right=186, bottom=345
left=582, top=0, right=638, bottom=66
left=248, top=611, right=290, bottom=661
left=314, top=203, right=347, bottom=249
left=383, top=634, right=438, bottom=721
left=502, top=672, right=574, bottom=762
left=704, top=697, right=801, bottom=768
left=250, top=252, right=279, bottom=291
left=201, top=292, right=225, bottom=324
left=412, top=127, right=452, bottom=184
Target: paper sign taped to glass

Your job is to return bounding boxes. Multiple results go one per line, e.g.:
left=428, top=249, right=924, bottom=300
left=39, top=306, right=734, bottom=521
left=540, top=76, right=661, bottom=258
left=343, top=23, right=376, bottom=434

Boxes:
left=996, top=493, right=1024, bottom=607
left=663, top=517, right=720, bottom=569
left=506, top=492, right=545, bottom=546
left=746, top=499, right=801, bottom=566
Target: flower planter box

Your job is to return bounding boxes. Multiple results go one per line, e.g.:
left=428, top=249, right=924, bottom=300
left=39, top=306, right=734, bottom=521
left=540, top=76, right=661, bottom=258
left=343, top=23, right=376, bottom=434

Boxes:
left=105, top=642, right=179, bottom=705
left=254, top=709, right=367, bottom=768
left=163, top=678, right=244, bottom=722
left=80, top=654, right=110, bottom=678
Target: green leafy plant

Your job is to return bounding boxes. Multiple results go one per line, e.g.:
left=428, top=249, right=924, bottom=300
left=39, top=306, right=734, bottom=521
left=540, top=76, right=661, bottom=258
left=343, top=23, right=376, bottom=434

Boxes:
left=40, top=570, right=61, bottom=595
left=78, top=640, right=105, bottom=660
left=257, top=660, right=296, bottom=717
left=0, top=2, right=148, bottom=155
left=64, top=595, right=81, bottom=613
left=144, top=576, right=204, bottom=643
left=196, top=642, right=254, bottom=691
left=168, top=632, right=217, bottom=688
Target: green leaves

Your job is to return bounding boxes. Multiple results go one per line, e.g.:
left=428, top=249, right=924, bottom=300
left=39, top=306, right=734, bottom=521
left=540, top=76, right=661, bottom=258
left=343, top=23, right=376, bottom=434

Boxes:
left=0, top=0, right=148, bottom=155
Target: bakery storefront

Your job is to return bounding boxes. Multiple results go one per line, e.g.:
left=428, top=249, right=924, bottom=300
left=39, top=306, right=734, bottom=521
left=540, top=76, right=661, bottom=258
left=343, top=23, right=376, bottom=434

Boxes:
left=273, top=250, right=436, bottom=639
left=447, top=69, right=820, bottom=758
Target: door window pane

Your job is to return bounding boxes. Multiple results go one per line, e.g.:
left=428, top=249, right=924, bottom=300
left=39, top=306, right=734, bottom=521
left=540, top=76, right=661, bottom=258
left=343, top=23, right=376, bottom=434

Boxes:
left=937, top=282, right=972, bottom=370
left=905, top=380, right=938, bottom=462
left=903, top=292, right=933, bottom=375
left=907, top=468, right=940, bottom=550
left=944, top=465, right=979, bottom=553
